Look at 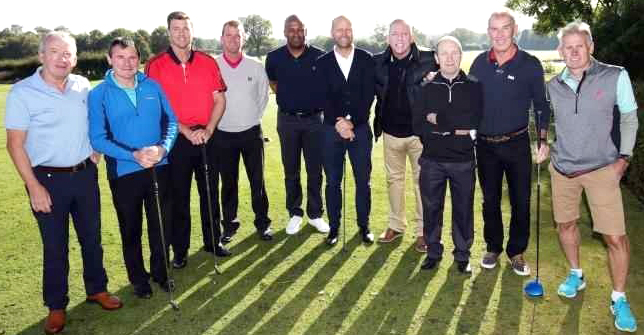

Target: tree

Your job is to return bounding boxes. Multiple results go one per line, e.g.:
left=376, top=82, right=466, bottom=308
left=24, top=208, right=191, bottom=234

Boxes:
left=241, top=15, right=274, bottom=57
left=150, top=26, right=169, bottom=55
left=412, top=27, right=429, bottom=48
left=34, top=26, right=51, bottom=36
left=309, top=35, right=334, bottom=52
left=88, top=29, right=105, bottom=51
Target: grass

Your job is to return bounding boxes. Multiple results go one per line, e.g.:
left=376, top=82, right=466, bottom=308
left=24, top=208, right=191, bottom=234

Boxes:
left=0, top=56, right=642, bottom=335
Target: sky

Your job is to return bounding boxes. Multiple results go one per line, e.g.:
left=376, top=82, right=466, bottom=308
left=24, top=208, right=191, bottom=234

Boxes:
left=3, top=0, right=535, bottom=39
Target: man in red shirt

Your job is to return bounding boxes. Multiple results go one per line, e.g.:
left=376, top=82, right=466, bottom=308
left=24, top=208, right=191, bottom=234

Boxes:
left=146, top=11, right=230, bottom=269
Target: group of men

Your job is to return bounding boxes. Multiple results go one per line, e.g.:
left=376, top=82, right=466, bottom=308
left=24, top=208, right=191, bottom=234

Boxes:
left=4, top=8, right=639, bottom=334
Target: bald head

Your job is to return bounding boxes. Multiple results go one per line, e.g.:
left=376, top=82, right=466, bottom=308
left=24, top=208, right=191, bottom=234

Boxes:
left=388, top=19, right=413, bottom=59
left=331, top=16, right=353, bottom=50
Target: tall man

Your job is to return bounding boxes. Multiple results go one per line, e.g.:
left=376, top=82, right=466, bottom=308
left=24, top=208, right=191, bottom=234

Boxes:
left=470, top=9, right=550, bottom=275
left=374, top=19, right=438, bottom=252
left=265, top=15, right=330, bottom=235
left=545, top=21, right=638, bottom=332
left=89, top=38, right=178, bottom=298
left=215, top=21, right=271, bottom=244
left=5, top=31, right=122, bottom=335
left=413, top=36, right=481, bottom=273
left=146, top=11, right=231, bottom=270
left=318, top=16, right=376, bottom=245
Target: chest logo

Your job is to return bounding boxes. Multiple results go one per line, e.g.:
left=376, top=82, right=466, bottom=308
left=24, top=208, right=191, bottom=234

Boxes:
left=248, top=77, right=253, bottom=82
left=507, top=75, right=515, bottom=81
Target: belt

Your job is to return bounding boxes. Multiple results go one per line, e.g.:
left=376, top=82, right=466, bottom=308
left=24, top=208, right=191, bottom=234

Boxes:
left=430, top=130, right=471, bottom=136
left=280, top=109, right=322, bottom=117
left=35, top=157, right=92, bottom=173
left=553, top=164, right=604, bottom=179
left=479, top=127, right=528, bottom=143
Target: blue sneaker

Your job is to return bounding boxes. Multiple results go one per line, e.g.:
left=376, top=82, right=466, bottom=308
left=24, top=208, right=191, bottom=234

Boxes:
left=611, top=297, right=638, bottom=332
left=557, top=272, right=586, bottom=298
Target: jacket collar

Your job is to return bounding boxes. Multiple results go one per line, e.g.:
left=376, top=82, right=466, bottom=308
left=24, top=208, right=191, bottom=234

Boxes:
left=167, top=46, right=195, bottom=65
left=386, top=42, right=421, bottom=64
left=433, top=70, right=467, bottom=84
left=557, top=57, right=598, bottom=83
left=104, top=69, right=146, bottom=88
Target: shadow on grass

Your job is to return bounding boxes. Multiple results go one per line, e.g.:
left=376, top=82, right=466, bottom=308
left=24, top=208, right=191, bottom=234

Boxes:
left=454, top=267, right=501, bottom=334
left=556, top=293, right=585, bottom=335
left=417, top=263, right=469, bottom=335
left=343, top=244, right=427, bottom=335
left=249, top=236, right=363, bottom=335
left=300, top=235, right=399, bottom=335
left=492, top=266, right=525, bottom=335
left=15, top=230, right=287, bottom=335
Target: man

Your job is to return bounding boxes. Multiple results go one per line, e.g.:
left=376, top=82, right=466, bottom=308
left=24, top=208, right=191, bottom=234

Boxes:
left=413, top=36, right=481, bottom=273
left=265, top=15, right=329, bottom=235
left=317, top=16, right=376, bottom=245
left=545, top=21, right=638, bottom=333
left=146, top=11, right=231, bottom=269
left=5, top=31, right=122, bottom=334
left=374, top=19, right=438, bottom=252
left=215, top=21, right=271, bottom=244
left=469, top=9, right=550, bottom=275
left=89, top=38, right=178, bottom=298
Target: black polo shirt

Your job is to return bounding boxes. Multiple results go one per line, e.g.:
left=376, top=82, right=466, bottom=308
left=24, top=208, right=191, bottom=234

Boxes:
left=265, top=44, right=324, bottom=112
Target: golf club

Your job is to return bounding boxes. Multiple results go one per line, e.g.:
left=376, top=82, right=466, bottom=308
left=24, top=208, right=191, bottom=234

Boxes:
left=525, top=110, right=544, bottom=298
left=342, top=149, right=347, bottom=251
left=150, top=167, right=179, bottom=310
left=200, top=144, right=222, bottom=275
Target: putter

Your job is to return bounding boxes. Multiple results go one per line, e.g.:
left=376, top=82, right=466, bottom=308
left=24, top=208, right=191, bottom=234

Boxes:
left=525, top=110, right=544, bottom=298
left=150, top=167, right=179, bottom=310
left=200, top=144, right=222, bottom=275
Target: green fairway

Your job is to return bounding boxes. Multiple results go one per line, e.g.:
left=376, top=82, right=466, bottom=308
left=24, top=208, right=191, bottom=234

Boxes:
left=0, top=67, right=642, bottom=335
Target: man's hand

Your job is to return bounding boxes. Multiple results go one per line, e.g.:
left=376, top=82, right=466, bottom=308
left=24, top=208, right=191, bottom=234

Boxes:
left=534, top=142, right=550, bottom=164
left=611, top=158, right=629, bottom=180
left=335, top=117, right=355, bottom=141
left=133, top=149, right=157, bottom=168
left=423, top=71, right=437, bottom=84
left=27, top=181, right=52, bottom=213
left=192, top=127, right=214, bottom=145
left=143, top=146, right=167, bottom=164
left=426, top=113, right=437, bottom=124
left=179, top=124, right=202, bottom=145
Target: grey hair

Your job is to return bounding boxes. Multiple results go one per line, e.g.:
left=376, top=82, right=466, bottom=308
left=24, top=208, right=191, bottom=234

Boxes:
left=488, top=8, right=517, bottom=27
left=558, top=21, right=593, bottom=46
left=436, top=35, right=463, bottom=54
left=38, top=31, right=76, bottom=54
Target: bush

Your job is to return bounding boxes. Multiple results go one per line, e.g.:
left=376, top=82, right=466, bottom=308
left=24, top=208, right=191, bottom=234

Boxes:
left=0, top=52, right=111, bottom=83
left=624, top=80, right=644, bottom=203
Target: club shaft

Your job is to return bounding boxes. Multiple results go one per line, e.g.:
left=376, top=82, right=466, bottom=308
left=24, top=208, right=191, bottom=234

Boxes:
left=201, top=144, right=221, bottom=274
left=150, top=167, right=177, bottom=307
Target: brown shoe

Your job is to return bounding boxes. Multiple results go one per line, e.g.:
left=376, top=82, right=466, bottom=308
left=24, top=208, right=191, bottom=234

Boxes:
left=378, top=228, right=403, bottom=243
left=415, top=236, right=427, bottom=253
left=86, top=292, right=123, bottom=310
left=44, top=309, right=65, bottom=334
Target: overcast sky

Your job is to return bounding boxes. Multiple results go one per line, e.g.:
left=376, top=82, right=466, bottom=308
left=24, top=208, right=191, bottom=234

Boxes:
left=3, top=0, right=535, bottom=38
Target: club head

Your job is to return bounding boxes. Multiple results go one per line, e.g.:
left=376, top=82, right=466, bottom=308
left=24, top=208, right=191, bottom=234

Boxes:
left=213, top=265, right=222, bottom=275
left=524, top=279, right=544, bottom=297
left=170, top=300, right=179, bottom=310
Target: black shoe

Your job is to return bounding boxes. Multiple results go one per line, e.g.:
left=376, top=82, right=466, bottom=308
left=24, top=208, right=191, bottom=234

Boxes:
left=133, top=282, right=153, bottom=299
left=153, top=279, right=175, bottom=293
left=360, top=228, right=374, bottom=244
left=215, top=244, right=232, bottom=257
left=258, top=228, right=273, bottom=241
left=172, top=256, right=187, bottom=269
left=326, top=229, right=339, bottom=246
left=421, top=257, right=441, bottom=270
left=457, top=260, right=472, bottom=274
left=222, top=221, right=241, bottom=244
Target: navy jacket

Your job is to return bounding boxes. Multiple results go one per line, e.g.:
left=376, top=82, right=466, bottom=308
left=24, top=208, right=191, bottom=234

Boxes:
left=317, top=48, right=376, bottom=127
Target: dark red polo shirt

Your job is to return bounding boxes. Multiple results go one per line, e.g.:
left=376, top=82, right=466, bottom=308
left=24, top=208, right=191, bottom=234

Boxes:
left=146, top=48, right=227, bottom=126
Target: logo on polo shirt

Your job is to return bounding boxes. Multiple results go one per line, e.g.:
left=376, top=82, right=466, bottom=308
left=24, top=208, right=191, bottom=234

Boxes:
left=508, top=75, right=515, bottom=81
left=248, top=77, right=253, bottom=81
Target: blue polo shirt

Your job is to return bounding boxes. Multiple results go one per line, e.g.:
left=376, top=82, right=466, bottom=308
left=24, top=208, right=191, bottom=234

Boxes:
left=265, top=44, right=324, bottom=112
left=5, top=68, right=93, bottom=167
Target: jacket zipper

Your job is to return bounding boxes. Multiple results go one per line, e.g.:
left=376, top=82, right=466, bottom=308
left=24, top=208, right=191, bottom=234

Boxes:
left=574, top=72, right=586, bottom=114
left=432, top=79, right=464, bottom=103
left=181, top=63, right=187, bottom=84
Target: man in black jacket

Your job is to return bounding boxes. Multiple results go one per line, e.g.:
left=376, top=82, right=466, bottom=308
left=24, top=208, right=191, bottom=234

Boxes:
left=317, top=16, right=376, bottom=246
left=413, top=36, right=482, bottom=273
left=374, top=19, right=438, bottom=252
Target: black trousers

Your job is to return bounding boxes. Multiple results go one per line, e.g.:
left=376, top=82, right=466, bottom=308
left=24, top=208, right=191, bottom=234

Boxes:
left=276, top=112, right=324, bottom=218
left=108, top=166, right=171, bottom=286
left=168, top=133, right=221, bottom=259
left=476, top=133, right=532, bottom=258
left=215, top=125, right=271, bottom=232
left=32, top=162, right=108, bottom=310
left=420, top=158, right=475, bottom=262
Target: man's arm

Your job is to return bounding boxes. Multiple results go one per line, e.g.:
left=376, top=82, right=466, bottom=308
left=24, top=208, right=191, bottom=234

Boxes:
left=196, top=91, right=226, bottom=144
left=6, top=130, right=52, bottom=213
left=258, top=65, right=270, bottom=115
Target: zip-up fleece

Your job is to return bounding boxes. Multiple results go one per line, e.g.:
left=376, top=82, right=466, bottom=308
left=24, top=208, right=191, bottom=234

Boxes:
left=89, top=70, right=178, bottom=179
left=547, top=59, right=623, bottom=175
left=413, top=71, right=482, bottom=162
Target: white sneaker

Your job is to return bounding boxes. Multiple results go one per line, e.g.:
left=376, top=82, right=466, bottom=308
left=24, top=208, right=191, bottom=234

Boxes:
left=285, top=215, right=303, bottom=235
left=309, top=217, right=330, bottom=233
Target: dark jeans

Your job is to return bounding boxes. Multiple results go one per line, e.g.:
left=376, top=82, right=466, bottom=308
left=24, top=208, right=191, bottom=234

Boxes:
left=420, top=158, right=475, bottom=262
left=168, top=133, right=221, bottom=259
left=476, top=133, right=532, bottom=258
left=31, top=162, right=108, bottom=310
left=215, top=125, right=271, bottom=232
left=108, top=166, right=171, bottom=286
left=322, top=124, right=373, bottom=229
left=276, top=112, right=324, bottom=218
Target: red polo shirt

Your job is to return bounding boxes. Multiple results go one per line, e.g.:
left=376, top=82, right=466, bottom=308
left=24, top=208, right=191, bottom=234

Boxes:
left=146, top=48, right=227, bottom=126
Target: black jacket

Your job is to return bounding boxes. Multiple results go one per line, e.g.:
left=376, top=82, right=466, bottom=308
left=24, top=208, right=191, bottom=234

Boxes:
left=413, top=70, right=482, bottom=162
left=374, top=43, right=438, bottom=140
left=317, top=48, right=375, bottom=127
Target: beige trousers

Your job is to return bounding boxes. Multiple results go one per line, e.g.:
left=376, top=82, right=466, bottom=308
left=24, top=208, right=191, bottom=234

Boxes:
left=383, top=132, right=424, bottom=236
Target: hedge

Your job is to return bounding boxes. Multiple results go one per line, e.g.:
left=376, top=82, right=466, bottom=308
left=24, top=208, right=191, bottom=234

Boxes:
left=0, top=52, right=111, bottom=83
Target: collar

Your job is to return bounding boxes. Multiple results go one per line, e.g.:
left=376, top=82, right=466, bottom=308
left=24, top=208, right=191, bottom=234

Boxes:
left=387, top=42, right=418, bottom=63
left=286, top=44, right=310, bottom=59
left=108, top=70, right=139, bottom=89
left=34, top=66, right=71, bottom=92
left=559, top=57, right=596, bottom=82
left=334, top=44, right=355, bottom=60
left=488, top=44, right=518, bottom=63
left=434, top=70, right=467, bottom=84
left=223, top=53, right=243, bottom=68
left=167, top=46, right=195, bottom=65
